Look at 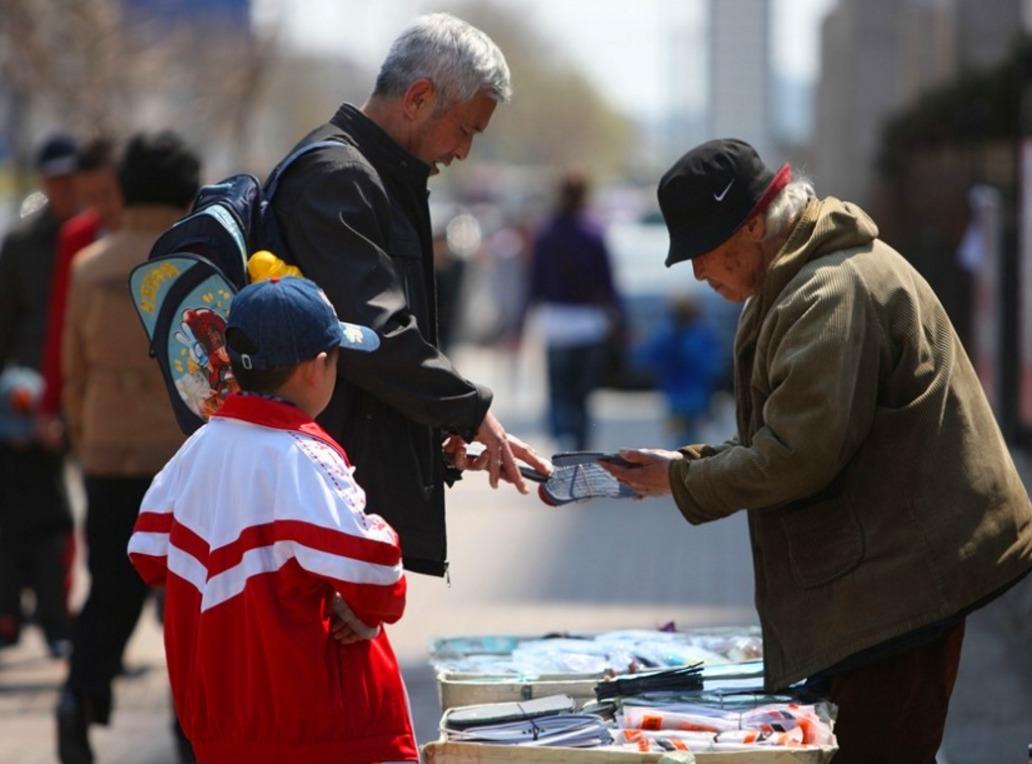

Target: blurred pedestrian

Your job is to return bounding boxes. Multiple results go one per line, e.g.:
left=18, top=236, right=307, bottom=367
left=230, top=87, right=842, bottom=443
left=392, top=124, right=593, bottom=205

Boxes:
left=0, top=133, right=80, bottom=657
left=603, top=139, right=1032, bottom=764
left=635, top=296, right=723, bottom=445
left=527, top=171, right=621, bottom=451
left=270, top=12, right=549, bottom=578
left=39, top=137, right=125, bottom=427
left=55, top=131, right=200, bottom=764
left=433, top=228, right=466, bottom=353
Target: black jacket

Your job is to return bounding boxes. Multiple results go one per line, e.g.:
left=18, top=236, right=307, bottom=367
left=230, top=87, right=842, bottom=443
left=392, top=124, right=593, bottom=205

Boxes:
left=272, top=104, right=492, bottom=576
left=0, top=207, right=62, bottom=371
left=0, top=207, right=72, bottom=535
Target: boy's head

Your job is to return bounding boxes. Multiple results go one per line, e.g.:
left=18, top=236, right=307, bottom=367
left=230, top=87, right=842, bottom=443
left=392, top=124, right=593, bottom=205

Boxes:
left=226, top=277, right=379, bottom=416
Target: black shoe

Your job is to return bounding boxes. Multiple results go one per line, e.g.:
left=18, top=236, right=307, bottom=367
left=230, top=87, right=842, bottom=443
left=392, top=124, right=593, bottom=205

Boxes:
left=56, top=689, right=93, bottom=764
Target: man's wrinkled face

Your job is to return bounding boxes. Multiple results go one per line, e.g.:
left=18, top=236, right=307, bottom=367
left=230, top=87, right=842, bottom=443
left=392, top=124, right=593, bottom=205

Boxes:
left=690, top=218, right=767, bottom=303
left=409, top=90, right=497, bottom=176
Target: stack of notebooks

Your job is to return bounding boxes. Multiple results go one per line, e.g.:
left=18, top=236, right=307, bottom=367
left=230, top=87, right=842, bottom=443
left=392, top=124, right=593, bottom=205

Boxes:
left=441, top=695, right=612, bottom=748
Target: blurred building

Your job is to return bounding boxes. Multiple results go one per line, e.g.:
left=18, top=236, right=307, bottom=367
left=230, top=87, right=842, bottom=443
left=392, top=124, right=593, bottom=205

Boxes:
left=953, top=0, right=1026, bottom=68
left=814, top=0, right=1024, bottom=206
left=707, top=0, right=775, bottom=164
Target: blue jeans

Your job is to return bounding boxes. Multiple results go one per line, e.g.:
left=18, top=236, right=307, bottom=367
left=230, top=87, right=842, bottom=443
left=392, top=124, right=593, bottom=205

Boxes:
left=546, top=341, right=607, bottom=451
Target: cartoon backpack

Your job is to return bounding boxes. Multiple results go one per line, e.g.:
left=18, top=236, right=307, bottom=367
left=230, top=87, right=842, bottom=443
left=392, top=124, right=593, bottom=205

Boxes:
left=129, top=139, right=345, bottom=434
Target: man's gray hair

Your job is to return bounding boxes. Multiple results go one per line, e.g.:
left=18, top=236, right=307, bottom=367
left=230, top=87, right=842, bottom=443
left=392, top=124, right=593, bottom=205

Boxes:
left=763, top=176, right=817, bottom=241
left=373, top=13, right=512, bottom=110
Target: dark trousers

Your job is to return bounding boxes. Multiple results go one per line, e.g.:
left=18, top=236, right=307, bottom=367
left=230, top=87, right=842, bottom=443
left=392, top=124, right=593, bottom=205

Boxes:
left=65, top=475, right=153, bottom=720
left=829, top=619, right=965, bottom=763
left=546, top=341, right=607, bottom=451
left=0, top=530, right=72, bottom=644
left=0, top=442, right=73, bottom=646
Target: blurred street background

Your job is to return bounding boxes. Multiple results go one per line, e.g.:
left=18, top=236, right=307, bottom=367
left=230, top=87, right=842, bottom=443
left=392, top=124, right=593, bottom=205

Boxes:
left=2, top=0, right=1032, bottom=762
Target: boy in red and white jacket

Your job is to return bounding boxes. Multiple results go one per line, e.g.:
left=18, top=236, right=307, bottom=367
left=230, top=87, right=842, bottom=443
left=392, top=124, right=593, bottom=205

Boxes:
left=128, top=277, right=417, bottom=764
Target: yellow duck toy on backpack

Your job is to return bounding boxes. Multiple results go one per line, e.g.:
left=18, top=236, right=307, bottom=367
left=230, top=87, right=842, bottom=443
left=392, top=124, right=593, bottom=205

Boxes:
left=247, top=250, right=303, bottom=282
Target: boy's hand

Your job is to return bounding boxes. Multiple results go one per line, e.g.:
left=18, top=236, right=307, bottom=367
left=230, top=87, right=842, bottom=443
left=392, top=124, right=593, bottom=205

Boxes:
left=329, top=593, right=380, bottom=644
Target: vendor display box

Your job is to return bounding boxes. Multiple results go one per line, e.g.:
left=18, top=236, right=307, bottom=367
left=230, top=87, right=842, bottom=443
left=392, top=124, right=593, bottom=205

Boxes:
left=437, top=672, right=601, bottom=710
left=432, top=628, right=763, bottom=711
left=423, top=741, right=838, bottom=764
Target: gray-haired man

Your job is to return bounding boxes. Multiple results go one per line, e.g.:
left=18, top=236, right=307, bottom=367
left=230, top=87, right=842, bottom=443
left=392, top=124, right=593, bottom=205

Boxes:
left=271, top=13, right=548, bottom=578
left=604, top=139, right=1032, bottom=762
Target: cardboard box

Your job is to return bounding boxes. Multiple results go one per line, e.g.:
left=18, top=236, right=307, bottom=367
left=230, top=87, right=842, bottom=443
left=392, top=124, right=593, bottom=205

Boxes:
left=423, top=741, right=838, bottom=764
left=437, top=672, right=600, bottom=710
left=432, top=628, right=763, bottom=710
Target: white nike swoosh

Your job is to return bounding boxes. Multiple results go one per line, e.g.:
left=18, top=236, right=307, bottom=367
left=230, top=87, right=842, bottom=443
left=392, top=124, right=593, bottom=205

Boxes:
left=714, top=179, right=735, bottom=201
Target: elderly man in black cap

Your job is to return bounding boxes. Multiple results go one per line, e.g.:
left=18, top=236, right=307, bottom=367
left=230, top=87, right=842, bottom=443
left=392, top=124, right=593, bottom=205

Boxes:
left=0, top=133, right=81, bottom=656
left=603, top=139, right=1032, bottom=763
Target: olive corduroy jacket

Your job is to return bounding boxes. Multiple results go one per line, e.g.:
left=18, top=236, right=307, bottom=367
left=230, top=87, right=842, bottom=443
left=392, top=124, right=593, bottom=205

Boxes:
left=669, top=197, right=1032, bottom=690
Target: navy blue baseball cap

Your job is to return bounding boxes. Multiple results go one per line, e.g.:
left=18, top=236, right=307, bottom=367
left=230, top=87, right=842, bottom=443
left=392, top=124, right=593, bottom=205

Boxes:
left=35, top=133, right=79, bottom=177
left=226, top=277, right=379, bottom=370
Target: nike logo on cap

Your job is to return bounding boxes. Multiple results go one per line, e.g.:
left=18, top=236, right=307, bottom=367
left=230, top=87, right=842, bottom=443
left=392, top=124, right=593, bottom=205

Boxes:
left=714, top=178, right=734, bottom=201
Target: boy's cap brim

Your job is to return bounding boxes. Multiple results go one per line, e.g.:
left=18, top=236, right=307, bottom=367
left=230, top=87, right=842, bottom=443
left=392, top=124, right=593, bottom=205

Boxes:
left=337, top=321, right=380, bottom=353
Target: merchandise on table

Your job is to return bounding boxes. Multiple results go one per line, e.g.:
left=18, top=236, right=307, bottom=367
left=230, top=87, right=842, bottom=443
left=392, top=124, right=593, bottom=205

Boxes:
left=443, top=713, right=614, bottom=748
left=594, top=663, right=704, bottom=700
left=431, top=627, right=763, bottom=677
left=618, top=701, right=835, bottom=752
left=435, top=691, right=836, bottom=756
left=426, top=630, right=837, bottom=762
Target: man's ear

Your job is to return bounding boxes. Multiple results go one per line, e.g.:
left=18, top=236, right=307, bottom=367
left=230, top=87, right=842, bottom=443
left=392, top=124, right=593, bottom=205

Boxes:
left=743, top=213, right=766, bottom=242
left=401, top=79, right=437, bottom=121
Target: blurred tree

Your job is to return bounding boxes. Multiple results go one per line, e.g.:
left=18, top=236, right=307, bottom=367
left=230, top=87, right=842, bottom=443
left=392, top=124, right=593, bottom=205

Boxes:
left=0, top=0, right=276, bottom=189
left=877, top=36, right=1030, bottom=180
left=430, top=1, right=635, bottom=180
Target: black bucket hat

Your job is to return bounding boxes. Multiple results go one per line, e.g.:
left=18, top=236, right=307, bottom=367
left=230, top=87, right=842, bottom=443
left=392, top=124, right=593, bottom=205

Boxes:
left=658, top=138, right=791, bottom=266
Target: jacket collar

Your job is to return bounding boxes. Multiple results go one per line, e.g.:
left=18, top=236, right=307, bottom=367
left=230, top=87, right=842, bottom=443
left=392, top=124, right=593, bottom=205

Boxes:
left=732, top=197, right=880, bottom=442
left=757, top=197, right=880, bottom=318
left=330, top=103, right=431, bottom=189
left=213, top=393, right=350, bottom=465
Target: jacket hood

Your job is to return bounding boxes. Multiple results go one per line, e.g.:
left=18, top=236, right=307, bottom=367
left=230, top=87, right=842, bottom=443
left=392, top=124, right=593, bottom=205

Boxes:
left=760, top=197, right=879, bottom=307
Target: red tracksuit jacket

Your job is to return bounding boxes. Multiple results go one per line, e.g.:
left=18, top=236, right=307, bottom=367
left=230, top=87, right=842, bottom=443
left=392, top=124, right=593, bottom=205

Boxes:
left=128, top=394, right=417, bottom=764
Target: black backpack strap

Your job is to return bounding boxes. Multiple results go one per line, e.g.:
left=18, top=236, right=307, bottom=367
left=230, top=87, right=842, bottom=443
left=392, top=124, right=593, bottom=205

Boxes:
left=264, top=138, right=350, bottom=200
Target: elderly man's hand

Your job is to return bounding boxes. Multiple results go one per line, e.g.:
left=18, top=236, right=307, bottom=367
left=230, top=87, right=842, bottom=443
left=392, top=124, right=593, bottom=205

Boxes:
left=472, top=411, right=551, bottom=494
left=599, top=449, right=682, bottom=498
